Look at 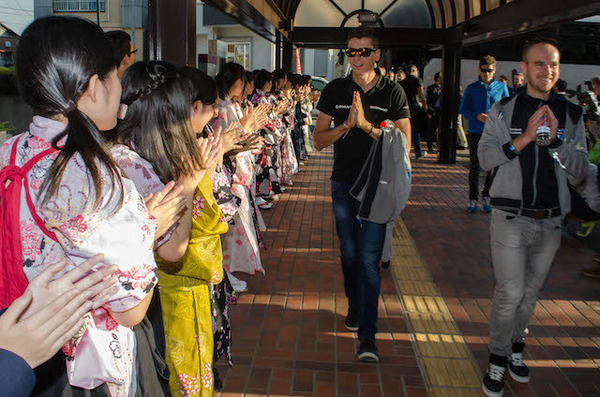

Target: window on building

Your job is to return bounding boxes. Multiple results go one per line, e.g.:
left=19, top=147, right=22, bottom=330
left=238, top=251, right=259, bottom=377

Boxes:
left=4, top=41, right=12, bottom=48
left=225, top=42, right=251, bottom=70
left=54, top=0, right=105, bottom=12
left=0, top=52, right=14, bottom=67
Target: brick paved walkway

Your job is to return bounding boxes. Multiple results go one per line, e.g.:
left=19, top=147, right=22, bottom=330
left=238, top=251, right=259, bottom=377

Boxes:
left=216, top=149, right=600, bottom=397
left=402, top=156, right=600, bottom=396
left=217, top=149, right=424, bottom=397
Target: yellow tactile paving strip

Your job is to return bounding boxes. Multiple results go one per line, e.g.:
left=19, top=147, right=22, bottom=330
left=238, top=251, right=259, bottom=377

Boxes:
left=390, top=218, right=483, bottom=395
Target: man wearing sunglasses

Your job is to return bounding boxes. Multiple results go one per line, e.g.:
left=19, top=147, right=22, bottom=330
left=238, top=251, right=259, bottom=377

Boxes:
left=460, top=55, right=509, bottom=213
left=314, top=27, right=411, bottom=363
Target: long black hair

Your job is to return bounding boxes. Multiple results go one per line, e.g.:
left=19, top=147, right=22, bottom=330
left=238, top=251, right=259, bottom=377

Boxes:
left=179, top=67, right=217, bottom=106
left=254, top=69, right=273, bottom=91
left=214, top=62, right=246, bottom=100
left=113, top=61, right=205, bottom=183
left=16, top=16, right=123, bottom=206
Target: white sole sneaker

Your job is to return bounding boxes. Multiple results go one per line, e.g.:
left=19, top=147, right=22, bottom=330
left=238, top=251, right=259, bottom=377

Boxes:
left=357, top=351, right=379, bottom=363
left=508, top=367, right=530, bottom=383
left=482, top=384, right=503, bottom=397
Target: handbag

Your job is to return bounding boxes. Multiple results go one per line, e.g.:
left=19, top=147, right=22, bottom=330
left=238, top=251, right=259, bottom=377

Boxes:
left=65, top=309, right=135, bottom=392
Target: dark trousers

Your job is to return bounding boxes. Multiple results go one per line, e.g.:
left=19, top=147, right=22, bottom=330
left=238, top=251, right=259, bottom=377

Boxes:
left=410, top=107, right=427, bottom=158
left=467, top=133, right=492, bottom=201
left=331, top=180, right=386, bottom=342
left=427, top=112, right=440, bottom=151
left=291, top=126, right=306, bottom=161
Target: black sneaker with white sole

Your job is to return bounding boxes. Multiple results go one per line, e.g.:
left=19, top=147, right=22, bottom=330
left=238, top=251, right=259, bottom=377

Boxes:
left=508, top=342, right=530, bottom=383
left=357, top=339, right=379, bottom=363
left=482, top=353, right=507, bottom=397
left=344, top=307, right=358, bottom=332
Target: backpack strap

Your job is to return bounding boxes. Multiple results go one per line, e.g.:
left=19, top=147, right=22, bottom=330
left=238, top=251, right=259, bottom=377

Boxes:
left=0, top=138, right=58, bottom=308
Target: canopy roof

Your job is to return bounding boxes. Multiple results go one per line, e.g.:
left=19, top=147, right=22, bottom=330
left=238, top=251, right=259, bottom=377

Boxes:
left=203, top=0, right=600, bottom=47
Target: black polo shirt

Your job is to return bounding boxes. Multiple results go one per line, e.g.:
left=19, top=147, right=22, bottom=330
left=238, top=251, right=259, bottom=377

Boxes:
left=400, top=74, right=423, bottom=110
left=317, top=73, right=410, bottom=184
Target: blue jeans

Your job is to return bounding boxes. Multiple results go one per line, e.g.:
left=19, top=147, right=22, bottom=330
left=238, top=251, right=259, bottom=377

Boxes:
left=331, top=180, right=387, bottom=342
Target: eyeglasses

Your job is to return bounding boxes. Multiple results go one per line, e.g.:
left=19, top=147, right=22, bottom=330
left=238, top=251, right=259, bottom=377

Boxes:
left=127, top=49, right=138, bottom=56
left=481, top=68, right=495, bottom=73
left=344, top=48, right=377, bottom=58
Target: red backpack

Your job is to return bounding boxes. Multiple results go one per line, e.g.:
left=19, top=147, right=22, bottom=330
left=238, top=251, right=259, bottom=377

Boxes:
left=0, top=138, right=58, bottom=308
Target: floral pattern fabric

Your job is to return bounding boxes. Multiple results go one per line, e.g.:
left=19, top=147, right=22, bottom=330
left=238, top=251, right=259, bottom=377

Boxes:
left=0, top=116, right=158, bottom=397
left=214, top=99, right=264, bottom=275
left=110, top=143, right=177, bottom=249
left=157, top=173, right=228, bottom=397
left=251, top=90, right=282, bottom=197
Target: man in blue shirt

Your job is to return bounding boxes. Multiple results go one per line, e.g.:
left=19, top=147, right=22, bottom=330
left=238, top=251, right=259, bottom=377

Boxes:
left=460, top=55, right=509, bottom=212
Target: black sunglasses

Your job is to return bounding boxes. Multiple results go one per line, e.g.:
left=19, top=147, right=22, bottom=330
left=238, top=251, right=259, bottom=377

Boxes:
left=344, top=48, right=377, bottom=58
left=127, top=48, right=138, bottom=56
left=481, top=68, right=495, bottom=73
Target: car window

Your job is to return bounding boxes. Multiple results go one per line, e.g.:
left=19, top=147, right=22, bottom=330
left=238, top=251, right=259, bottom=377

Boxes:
left=312, top=80, right=326, bottom=91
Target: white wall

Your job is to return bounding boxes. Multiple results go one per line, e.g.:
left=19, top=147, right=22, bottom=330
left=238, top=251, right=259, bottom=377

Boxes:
left=211, top=25, right=274, bottom=71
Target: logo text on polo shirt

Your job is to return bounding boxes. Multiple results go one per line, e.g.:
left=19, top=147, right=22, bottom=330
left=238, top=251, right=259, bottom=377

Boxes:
left=370, top=105, right=388, bottom=112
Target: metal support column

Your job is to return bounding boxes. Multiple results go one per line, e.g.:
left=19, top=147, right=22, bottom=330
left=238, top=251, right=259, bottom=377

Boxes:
left=147, top=0, right=196, bottom=66
left=438, top=40, right=462, bottom=164
left=275, top=30, right=282, bottom=69
left=282, top=37, right=293, bottom=72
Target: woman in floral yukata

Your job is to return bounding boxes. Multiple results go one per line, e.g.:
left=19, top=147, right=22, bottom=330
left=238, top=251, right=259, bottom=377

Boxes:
left=251, top=70, right=283, bottom=203
left=0, top=16, right=158, bottom=396
left=270, top=69, right=298, bottom=186
left=110, top=61, right=225, bottom=397
left=213, top=63, right=268, bottom=290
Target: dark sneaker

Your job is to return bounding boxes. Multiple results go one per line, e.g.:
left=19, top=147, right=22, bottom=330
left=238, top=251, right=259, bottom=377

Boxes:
left=482, top=353, right=507, bottom=397
left=508, top=342, right=530, bottom=383
left=344, top=308, right=358, bottom=332
left=381, top=261, right=390, bottom=270
left=357, top=340, right=379, bottom=363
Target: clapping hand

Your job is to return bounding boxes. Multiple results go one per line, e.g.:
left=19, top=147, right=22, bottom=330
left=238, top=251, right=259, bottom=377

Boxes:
left=144, top=181, right=186, bottom=238
left=0, top=256, right=119, bottom=368
left=217, top=121, right=246, bottom=154
left=197, top=133, right=222, bottom=170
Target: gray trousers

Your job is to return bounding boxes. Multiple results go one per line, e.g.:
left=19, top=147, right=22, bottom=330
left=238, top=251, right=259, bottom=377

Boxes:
left=488, top=209, right=561, bottom=357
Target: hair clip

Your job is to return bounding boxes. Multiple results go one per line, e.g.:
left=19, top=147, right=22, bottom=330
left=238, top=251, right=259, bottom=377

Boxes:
left=117, top=104, right=128, bottom=120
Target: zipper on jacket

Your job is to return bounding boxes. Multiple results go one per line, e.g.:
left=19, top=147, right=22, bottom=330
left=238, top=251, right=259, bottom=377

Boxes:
left=531, top=144, right=539, bottom=206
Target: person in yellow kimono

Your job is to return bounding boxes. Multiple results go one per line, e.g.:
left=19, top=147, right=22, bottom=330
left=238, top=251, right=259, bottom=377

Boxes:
left=158, top=172, right=228, bottom=397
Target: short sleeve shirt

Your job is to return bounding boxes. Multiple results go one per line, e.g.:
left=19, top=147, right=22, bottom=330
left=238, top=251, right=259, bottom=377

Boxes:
left=317, top=73, right=410, bottom=184
left=400, top=75, right=423, bottom=110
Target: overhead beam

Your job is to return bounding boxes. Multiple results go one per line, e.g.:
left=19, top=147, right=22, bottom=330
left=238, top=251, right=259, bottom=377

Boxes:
left=202, top=0, right=286, bottom=41
left=291, top=27, right=445, bottom=48
left=458, top=0, right=600, bottom=46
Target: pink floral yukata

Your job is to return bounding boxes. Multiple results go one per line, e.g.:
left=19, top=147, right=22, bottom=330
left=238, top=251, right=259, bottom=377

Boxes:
left=0, top=116, right=158, bottom=397
left=215, top=99, right=264, bottom=275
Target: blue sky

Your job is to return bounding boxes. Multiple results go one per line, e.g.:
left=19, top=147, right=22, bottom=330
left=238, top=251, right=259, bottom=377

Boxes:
left=0, top=0, right=33, bottom=34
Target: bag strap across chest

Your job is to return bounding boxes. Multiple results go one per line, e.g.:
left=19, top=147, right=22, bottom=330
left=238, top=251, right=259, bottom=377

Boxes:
left=0, top=138, right=59, bottom=307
